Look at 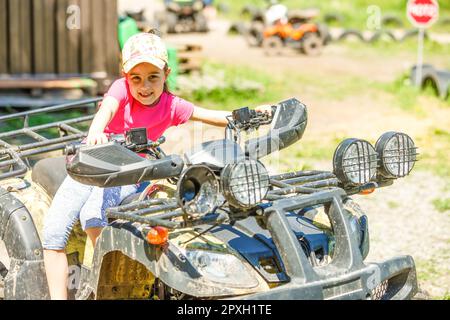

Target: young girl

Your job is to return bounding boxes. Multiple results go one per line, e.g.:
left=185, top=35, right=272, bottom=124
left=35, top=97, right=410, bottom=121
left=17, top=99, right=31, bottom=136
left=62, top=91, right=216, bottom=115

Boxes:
left=42, top=32, right=270, bottom=300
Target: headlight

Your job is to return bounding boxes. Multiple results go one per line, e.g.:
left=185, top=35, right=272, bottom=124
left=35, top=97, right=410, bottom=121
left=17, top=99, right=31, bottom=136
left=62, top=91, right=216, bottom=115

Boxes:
left=333, top=139, right=378, bottom=186
left=221, top=159, right=270, bottom=209
left=375, top=132, right=417, bottom=178
left=177, top=165, right=219, bottom=215
left=185, top=250, right=260, bottom=287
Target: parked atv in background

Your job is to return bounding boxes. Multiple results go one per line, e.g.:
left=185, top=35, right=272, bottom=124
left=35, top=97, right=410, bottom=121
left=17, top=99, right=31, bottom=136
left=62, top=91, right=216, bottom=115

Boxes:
left=244, top=0, right=330, bottom=50
left=262, top=18, right=326, bottom=56
left=155, top=0, right=209, bottom=34
left=243, top=0, right=287, bottom=47
left=0, top=98, right=418, bottom=300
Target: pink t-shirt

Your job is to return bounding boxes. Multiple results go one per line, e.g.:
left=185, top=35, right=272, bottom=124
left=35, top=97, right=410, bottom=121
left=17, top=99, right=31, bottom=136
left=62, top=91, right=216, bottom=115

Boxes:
left=102, top=78, right=194, bottom=141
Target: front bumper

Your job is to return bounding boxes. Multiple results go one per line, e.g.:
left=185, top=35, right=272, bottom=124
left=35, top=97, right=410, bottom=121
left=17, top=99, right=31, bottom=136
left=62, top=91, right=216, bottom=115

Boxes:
left=238, top=189, right=418, bottom=300
left=239, top=255, right=417, bottom=300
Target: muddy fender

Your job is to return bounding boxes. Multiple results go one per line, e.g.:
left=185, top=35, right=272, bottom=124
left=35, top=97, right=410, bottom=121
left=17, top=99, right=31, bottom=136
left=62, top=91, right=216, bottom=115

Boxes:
left=0, top=187, right=49, bottom=299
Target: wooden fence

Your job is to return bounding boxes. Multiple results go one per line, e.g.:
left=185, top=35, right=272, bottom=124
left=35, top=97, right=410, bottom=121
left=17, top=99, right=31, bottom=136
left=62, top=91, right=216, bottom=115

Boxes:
left=0, top=0, right=120, bottom=96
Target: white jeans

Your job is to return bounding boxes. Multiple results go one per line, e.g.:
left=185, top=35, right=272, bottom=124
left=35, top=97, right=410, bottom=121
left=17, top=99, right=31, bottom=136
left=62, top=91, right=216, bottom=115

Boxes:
left=42, top=176, right=139, bottom=250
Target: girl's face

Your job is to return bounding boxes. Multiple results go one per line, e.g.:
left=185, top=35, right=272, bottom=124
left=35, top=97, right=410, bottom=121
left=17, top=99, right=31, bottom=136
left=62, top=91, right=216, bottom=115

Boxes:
left=126, top=62, right=170, bottom=106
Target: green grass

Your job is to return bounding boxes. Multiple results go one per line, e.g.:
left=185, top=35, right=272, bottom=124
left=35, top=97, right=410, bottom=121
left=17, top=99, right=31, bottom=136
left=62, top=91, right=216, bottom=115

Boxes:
left=415, top=128, right=450, bottom=179
left=388, top=201, right=400, bottom=209
left=220, top=0, right=450, bottom=31
left=179, top=62, right=287, bottom=110
left=0, top=110, right=88, bottom=132
left=375, top=73, right=437, bottom=115
left=432, top=198, right=450, bottom=213
left=416, top=260, right=440, bottom=282
left=342, top=37, right=450, bottom=65
left=415, top=259, right=449, bottom=299
left=179, top=60, right=449, bottom=177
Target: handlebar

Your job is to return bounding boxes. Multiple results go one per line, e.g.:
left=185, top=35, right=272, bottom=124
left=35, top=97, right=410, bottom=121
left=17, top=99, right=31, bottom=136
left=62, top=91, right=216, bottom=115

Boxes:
left=64, top=133, right=166, bottom=156
left=228, top=106, right=276, bottom=132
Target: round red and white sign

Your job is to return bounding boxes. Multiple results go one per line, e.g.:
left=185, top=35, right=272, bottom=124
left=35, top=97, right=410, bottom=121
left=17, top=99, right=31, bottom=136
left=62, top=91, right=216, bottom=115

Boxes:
left=407, top=0, right=439, bottom=28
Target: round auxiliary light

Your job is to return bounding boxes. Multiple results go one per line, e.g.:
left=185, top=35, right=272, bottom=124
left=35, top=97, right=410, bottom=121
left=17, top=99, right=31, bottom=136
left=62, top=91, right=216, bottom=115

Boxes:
left=333, top=139, right=378, bottom=186
left=375, top=132, right=417, bottom=179
left=177, top=165, right=220, bottom=216
left=221, top=159, right=270, bottom=209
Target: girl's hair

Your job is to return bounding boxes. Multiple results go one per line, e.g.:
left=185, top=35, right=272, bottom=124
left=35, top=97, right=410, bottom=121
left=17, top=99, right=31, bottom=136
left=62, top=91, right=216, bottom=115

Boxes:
left=163, top=64, right=170, bottom=93
left=147, top=28, right=171, bottom=93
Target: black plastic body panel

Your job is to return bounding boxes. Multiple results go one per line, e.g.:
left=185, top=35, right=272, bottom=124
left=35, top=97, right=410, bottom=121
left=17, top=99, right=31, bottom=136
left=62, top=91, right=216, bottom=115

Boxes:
left=0, top=187, right=50, bottom=300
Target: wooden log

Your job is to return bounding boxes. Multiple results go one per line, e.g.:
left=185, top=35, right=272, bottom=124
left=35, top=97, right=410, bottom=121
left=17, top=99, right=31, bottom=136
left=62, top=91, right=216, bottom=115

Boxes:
left=80, top=0, right=92, bottom=74
left=104, top=0, right=120, bottom=78
left=56, top=0, right=81, bottom=74
left=177, top=51, right=203, bottom=61
left=176, top=44, right=203, bottom=52
left=33, top=0, right=45, bottom=73
left=0, top=0, right=8, bottom=74
left=179, top=62, right=202, bottom=74
left=0, top=77, right=97, bottom=89
left=19, top=0, right=32, bottom=74
left=56, top=0, right=68, bottom=74
left=32, top=0, right=56, bottom=74
left=8, top=0, right=20, bottom=73
left=43, top=0, right=57, bottom=73
left=91, top=0, right=106, bottom=75
left=66, top=0, right=81, bottom=74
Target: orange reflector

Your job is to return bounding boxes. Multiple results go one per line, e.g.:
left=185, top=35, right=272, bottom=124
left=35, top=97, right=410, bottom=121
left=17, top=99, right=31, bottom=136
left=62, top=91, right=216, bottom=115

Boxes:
left=146, top=226, right=169, bottom=245
left=359, top=188, right=375, bottom=195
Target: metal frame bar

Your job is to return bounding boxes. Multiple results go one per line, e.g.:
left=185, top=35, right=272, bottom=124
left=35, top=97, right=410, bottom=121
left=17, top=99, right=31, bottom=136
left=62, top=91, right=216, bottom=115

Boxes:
left=267, top=170, right=340, bottom=200
left=0, top=98, right=100, bottom=180
left=104, top=170, right=343, bottom=229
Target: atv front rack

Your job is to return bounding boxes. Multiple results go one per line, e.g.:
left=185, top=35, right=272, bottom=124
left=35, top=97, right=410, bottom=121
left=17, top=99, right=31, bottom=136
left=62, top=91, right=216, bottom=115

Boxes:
left=267, top=170, right=339, bottom=200
left=106, top=198, right=184, bottom=229
left=104, top=170, right=341, bottom=229
left=0, top=98, right=99, bottom=180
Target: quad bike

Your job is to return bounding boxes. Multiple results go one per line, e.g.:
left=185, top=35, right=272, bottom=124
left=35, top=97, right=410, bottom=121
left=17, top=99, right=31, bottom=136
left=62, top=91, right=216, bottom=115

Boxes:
left=244, top=0, right=329, bottom=50
left=154, top=0, right=209, bottom=34
left=0, top=97, right=419, bottom=300
left=262, top=21, right=326, bottom=56
left=243, top=0, right=286, bottom=47
left=121, top=8, right=154, bottom=33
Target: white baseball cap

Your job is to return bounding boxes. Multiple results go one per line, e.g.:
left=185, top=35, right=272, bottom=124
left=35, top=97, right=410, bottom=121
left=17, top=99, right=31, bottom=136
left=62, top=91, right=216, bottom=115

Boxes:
left=122, top=33, right=169, bottom=73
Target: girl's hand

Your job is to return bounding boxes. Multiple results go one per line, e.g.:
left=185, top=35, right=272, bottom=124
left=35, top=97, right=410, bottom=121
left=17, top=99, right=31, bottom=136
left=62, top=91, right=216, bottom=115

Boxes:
left=86, top=132, right=109, bottom=146
left=85, top=96, right=120, bottom=145
left=255, top=104, right=273, bottom=114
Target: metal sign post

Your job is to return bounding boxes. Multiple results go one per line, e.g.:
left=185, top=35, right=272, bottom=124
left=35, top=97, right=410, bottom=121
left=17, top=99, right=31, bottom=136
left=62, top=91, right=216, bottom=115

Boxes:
left=406, top=0, right=439, bottom=87
left=416, top=28, right=425, bottom=87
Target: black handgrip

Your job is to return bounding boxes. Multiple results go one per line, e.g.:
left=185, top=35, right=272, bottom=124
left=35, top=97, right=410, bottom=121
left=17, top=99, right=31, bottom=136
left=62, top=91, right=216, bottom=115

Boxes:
left=151, top=136, right=166, bottom=147
left=64, top=143, right=81, bottom=155
left=65, top=135, right=166, bottom=156
left=231, top=106, right=275, bottom=131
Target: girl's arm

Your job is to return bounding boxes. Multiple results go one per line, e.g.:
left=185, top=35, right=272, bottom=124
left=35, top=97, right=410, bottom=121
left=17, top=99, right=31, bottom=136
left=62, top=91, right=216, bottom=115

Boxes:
left=190, top=105, right=274, bottom=127
left=190, top=106, right=231, bottom=127
left=86, top=96, right=120, bottom=145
